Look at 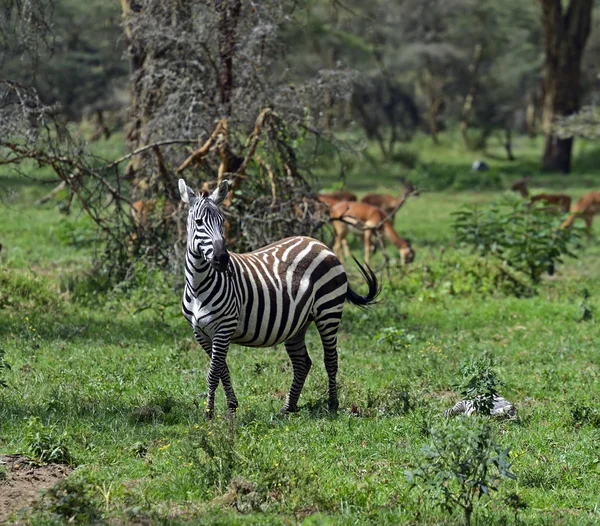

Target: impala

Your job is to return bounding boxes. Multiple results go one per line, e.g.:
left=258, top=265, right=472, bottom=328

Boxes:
left=318, top=190, right=357, bottom=207
left=360, top=179, right=419, bottom=223
left=560, top=190, right=600, bottom=238
left=510, top=178, right=571, bottom=213
left=329, top=201, right=414, bottom=266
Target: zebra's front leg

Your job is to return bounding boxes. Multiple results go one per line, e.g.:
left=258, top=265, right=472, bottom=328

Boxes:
left=195, top=329, right=238, bottom=417
left=205, top=332, right=237, bottom=418
left=281, top=332, right=312, bottom=414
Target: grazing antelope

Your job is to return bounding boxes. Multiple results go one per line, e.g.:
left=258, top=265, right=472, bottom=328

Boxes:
left=131, top=199, right=178, bottom=228
left=360, top=179, right=419, bottom=223
left=330, top=201, right=414, bottom=266
left=510, top=178, right=571, bottom=213
left=318, top=190, right=357, bottom=207
left=178, top=179, right=379, bottom=417
left=560, top=191, right=600, bottom=238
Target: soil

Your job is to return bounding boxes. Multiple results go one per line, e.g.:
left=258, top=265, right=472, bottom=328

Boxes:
left=0, top=454, right=71, bottom=523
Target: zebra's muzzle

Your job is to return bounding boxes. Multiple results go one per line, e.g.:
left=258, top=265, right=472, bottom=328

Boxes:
left=211, top=242, right=230, bottom=273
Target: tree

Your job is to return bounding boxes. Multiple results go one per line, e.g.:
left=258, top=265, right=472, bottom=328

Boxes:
left=540, top=0, right=593, bottom=173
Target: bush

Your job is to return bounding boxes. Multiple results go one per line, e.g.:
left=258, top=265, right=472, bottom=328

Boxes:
left=453, top=198, right=581, bottom=290
left=406, top=420, right=515, bottom=526
left=390, top=252, right=533, bottom=299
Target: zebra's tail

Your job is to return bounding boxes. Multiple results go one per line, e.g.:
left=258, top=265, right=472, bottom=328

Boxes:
left=346, top=256, right=381, bottom=308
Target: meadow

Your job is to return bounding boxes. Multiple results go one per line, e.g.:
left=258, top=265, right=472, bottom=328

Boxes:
left=2, top=132, right=600, bottom=524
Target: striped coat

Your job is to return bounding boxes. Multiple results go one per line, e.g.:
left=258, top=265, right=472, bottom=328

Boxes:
left=179, top=179, right=379, bottom=417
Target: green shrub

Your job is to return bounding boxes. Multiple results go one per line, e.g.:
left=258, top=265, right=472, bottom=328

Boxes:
left=406, top=420, right=515, bottom=526
left=453, top=198, right=581, bottom=289
left=390, top=252, right=532, bottom=299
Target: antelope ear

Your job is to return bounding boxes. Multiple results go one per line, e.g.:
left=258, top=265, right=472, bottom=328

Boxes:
left=179, top=179, right=197, bottom=205
left=210, top=179, right=230, bottom=205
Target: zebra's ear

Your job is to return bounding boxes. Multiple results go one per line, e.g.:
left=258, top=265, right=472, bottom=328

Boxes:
left=210, top=179, right=230, bottom=205
left=178, top=179, right=197, bottom=205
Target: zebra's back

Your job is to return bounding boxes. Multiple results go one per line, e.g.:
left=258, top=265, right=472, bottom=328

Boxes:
left=230, top=236, right=348, bottom=347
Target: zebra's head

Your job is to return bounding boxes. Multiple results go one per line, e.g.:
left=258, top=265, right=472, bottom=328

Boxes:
left=178, top=178, right=231, bottom=273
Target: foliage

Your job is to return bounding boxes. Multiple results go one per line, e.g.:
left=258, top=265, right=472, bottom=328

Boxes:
left=406, top=420, right=515, bottom=526
left=571, top=402, right=600, bottom=428
left=454, top=198, right=581, bottom=287
left=389, top=253, right=533, bottom=299
left=411, top=163, right=503, bottom=192
left=555, top=106, right=600, bottom=140
left=0, top=348, right=10, bottom=389
left=455, top=355, right=503, bottom=416
left=24, top=417, right=73, bottom=465
left=33, top=478, right=102, bottom=524
left=56, top=216, right=99, bottom=248
left=373, top=327, right=416, bottom=352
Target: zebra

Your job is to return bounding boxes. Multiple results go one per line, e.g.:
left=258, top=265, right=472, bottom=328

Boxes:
left=178, top=178, right=380, bottom=417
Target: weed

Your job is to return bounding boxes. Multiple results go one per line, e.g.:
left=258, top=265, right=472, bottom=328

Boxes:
left=33, top=478, right=102, bottom=524
left=0, top=348, right=10, bottom=388
left=191, top=420, right=238, bottom=493
left=24, top=417, right=73, bottom=465
left=373, top=327, right=416, bottom=352
left=571, top=402, right=600, bottom=428
left=406, top=419, right=515, bottom=526
left=504, top=492, right=528, bottom=525
left=578, top=288, right=593, bottom=322
left=456, top=355, right=503, bottom=416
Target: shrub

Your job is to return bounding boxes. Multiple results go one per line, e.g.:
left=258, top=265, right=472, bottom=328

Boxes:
left=390, top=252, right=532, bottom=299
left=454, top=198, right=581, bottom=290
left=406, top=420, right=515, bottom=526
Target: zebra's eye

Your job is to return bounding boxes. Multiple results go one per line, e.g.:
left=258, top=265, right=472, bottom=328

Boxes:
left=195, top=218, right=203, bottom=227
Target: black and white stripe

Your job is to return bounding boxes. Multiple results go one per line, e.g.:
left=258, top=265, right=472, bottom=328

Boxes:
left=178, top=179, right=379, bottom=417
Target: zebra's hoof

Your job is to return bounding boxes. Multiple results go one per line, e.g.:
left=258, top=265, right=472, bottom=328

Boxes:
left=204, top=409, right=214, bottom=420
left=226, top=407, right=237, bottom=418
left=328, top=401, right=339, bottom=412
left=280, top=405, right=298, bottom=415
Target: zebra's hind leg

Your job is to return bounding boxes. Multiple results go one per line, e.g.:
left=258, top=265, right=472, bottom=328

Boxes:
left=316, top=314, right=342, bottom=412
left=281, top=331, right=312, bottom=414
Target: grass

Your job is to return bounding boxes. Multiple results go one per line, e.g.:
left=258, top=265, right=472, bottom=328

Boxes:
left=2, top=129, right=600, bottom=524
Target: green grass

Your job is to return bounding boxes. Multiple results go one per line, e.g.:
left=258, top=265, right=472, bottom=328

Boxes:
left=2, top=130, right=600, bottom=524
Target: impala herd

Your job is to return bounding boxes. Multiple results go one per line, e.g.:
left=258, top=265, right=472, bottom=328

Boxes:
left=129, top=176, right=600, bottom=266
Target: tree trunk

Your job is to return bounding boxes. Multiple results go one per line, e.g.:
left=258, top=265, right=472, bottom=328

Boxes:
left=540, top=0, right=593, bottom=173
left=120, top=0, right=194, bottom=198
left=215, top=0, right=242, bottom=117
left=424, top=57, right=442, bottom=145
left=526, top=90, right=538, bottom=138
left=460, top=43, right=483, bottom=150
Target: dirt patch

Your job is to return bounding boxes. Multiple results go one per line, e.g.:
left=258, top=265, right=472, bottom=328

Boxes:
left=0, top=454, right=71, bottom=523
